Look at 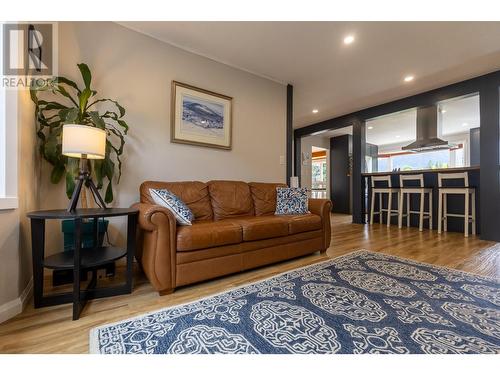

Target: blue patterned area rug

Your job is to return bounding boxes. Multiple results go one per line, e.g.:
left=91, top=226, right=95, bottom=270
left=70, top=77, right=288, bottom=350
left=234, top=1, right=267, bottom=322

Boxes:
left=90, top=250, right=500, bottom=354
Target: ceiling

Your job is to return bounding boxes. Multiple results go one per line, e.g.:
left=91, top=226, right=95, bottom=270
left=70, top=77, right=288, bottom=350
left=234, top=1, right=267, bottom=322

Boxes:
left=120, top=22, right=500, bottom=128
left=321, top=126, right=353, bottom=139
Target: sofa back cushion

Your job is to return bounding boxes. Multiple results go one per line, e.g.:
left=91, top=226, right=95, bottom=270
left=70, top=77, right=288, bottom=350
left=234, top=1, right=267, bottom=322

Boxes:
left=140, top=181, right=213, bottom=221
left=249, top=182, right=287, bottom=216
left=207, top=180, right=255, bottom=220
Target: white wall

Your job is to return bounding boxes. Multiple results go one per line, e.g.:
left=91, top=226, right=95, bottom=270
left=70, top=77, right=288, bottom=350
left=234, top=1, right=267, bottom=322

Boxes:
left=0, top=21, right=286, bottom=320
left=0, top=88, right=38, bottom=320
left=37, top=22, right=286, bottom=253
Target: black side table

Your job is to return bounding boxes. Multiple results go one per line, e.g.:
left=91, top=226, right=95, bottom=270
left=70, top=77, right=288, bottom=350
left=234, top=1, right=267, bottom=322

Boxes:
left=27, top=208, right=138, bottom=320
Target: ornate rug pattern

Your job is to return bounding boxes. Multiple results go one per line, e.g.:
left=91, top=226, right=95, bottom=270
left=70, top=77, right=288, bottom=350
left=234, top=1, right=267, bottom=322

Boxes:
left=90, top=250, right=500, bottom=354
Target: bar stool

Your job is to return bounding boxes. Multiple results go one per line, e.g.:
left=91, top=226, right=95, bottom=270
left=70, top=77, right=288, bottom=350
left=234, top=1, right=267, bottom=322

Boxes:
left=437, top=172, right=476, bottom=237
left=398, top=174, right=433, bottom=231
left=369, top=175, right=400, bottom=227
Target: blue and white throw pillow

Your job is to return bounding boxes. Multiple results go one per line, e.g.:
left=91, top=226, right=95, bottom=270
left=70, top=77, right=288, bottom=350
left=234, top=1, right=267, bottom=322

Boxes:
left=275, top=187, right=309, bottom=215
left=149, top=188, right=194, bottom=225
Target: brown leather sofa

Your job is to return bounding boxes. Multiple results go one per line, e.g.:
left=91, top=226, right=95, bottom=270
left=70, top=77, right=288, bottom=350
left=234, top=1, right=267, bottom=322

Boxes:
left=132, top=180, right=332, bottom=295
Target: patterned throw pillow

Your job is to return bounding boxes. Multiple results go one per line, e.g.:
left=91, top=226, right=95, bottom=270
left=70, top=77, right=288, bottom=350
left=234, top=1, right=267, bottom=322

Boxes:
left=149, top=188, right=194, bottom=225
left=275, top=187, right=309, bottom=215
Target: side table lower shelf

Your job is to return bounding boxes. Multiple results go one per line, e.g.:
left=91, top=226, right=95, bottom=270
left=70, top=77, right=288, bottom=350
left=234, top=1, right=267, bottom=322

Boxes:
left=43, top=247, right=127, bottom=270
left=39, top=246, right=130, bottom=318
left=28, top=208, right=138, bottom=320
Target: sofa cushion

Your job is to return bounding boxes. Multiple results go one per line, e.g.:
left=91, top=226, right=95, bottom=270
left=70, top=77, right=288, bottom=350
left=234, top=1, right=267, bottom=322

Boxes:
left=286, top=214, right=322, bottom=234
left=249, top=182, right=287, bottom=216
left=231, top=216, right=289, bottom=241
left=177, top=221, right=242, bottom=251
left=141, top=181, right=213, bottom=221
left=149, top=188, right=194, bottom=225
left=275, top=187, right=309, bottom=215
left=207, top=180, right=255, bottom=220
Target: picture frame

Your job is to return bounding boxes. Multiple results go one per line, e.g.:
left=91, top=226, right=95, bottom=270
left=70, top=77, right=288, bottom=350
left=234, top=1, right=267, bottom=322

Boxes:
left=171, top=81, right=233, bottom=150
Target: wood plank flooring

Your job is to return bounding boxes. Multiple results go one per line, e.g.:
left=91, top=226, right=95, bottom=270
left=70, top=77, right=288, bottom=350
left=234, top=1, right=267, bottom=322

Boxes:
left=0, top=214, right=498, bottom=353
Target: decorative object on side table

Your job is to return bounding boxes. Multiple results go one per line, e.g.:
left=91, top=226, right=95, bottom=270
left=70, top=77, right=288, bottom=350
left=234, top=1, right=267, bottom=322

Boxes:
left=27, top=208, right=138, bottom=320
left=62, top=124, right=107, bottom=211
left=171, top=81, right=232, bottom=150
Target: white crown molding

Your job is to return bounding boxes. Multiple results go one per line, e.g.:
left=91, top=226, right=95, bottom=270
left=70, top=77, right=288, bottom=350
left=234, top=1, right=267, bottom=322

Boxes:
left=0, top=278, right=33, bottom=324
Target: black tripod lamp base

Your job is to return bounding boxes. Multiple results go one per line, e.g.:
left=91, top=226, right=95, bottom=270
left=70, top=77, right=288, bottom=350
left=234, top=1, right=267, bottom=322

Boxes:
left=67, top=173, right=107, bottom=212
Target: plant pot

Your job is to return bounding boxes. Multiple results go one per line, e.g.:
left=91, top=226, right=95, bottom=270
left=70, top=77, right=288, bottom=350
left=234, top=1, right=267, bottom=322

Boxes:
left=61, top=218, right=109, bottom=251
left=53, top=218, right=114, bottom=286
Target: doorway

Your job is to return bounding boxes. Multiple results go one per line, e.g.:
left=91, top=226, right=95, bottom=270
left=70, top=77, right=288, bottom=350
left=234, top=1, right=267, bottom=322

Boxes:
left=311, top=146, right=328, bottom=198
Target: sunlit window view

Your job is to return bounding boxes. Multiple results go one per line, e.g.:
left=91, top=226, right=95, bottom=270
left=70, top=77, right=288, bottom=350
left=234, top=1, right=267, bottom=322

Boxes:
left=311, top=147, right=327, bottom=198
left=365, top=94, right=479, bottom=172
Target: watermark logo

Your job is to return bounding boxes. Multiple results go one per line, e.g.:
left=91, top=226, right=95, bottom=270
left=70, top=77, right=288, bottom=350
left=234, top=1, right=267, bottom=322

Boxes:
left=2, top=23, right=57, bottom=89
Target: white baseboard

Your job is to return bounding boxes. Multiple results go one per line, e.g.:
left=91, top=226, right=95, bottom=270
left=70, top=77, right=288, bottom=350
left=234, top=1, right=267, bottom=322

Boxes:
left=0, top=278, right=33, bottom=324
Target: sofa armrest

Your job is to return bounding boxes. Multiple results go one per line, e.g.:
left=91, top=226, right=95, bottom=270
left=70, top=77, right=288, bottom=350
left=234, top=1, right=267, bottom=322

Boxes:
left=132, top=202, right=177, bottom=232
left=308, top=198, right=332, bottom=250
left=131, top=202, right=177, bottom=294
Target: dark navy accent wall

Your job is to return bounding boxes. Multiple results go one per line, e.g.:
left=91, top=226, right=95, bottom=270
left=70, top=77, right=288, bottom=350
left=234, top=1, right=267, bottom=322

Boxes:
left=479, top=84, right=500, bottom=241
left=293, top=70, right=500, bottom=241
left=330, top=135, right=352, bottom=214
left=352, top=120, right=366, bottom=224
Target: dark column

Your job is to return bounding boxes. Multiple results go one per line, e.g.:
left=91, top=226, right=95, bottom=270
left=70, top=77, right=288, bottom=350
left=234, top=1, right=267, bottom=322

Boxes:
left=352, top=119, right=366, bottom=224
left=294, top=135, right=301, bottom=186
left=286, top=84, right=293, bottom=185
left=479, top=84, right=500, bottom=241
left=330, top=135, right=352, bottom=214
left=469, top=127, right=480, bottom=166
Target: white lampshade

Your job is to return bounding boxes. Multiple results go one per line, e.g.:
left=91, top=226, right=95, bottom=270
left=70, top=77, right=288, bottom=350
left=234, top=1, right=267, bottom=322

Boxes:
left=62, top=124, right=106, bottom=159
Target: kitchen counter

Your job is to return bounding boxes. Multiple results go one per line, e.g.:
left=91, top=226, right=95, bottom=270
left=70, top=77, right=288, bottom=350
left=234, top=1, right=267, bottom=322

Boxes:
left=362, top=165, right=479, bottom=177
left=362, top=166, right=480, bottom=233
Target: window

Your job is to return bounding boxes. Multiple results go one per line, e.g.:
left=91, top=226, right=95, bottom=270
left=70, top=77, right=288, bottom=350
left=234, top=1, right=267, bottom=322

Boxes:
left=0, top=23, right=19, bottom=210
left=312, top=158, right=327, bottom=188
left=0, top=23, right=6, bottom=199
left=0, top=55, right=5, bottom=198
left=365, top=94, right=479, bottom=173
left=311, top=157, right=327, bottom=198
left=377, top=145, right=465, bottom=172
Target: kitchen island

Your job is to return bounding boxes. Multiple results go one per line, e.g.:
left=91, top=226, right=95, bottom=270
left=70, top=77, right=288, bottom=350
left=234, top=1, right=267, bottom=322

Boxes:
left=362, top=166, right=480, bottom=233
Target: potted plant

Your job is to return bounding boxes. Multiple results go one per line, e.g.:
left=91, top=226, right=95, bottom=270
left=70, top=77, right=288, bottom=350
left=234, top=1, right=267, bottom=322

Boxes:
left=30, top=63, right=130, bottom=284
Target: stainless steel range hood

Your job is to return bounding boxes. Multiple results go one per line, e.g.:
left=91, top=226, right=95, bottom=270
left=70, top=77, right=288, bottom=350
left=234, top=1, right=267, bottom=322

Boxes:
left=402, top=106, right=451, bottom=152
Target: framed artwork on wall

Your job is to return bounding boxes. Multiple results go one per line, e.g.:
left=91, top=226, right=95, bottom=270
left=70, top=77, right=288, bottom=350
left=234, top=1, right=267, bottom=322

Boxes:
left=171, top=81, right=233, bottom=150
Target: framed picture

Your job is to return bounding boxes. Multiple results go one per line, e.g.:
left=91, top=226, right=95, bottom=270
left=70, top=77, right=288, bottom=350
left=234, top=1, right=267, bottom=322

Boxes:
left=171, top=81, right=233, bottom=150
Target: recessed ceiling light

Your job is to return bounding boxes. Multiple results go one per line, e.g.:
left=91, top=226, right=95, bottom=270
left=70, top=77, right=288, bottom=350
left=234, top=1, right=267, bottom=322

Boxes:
left=395, top=135, right=401, bottom=138
left=440, top=109, right=447, bottom=114
left=343, top=35, right=355, bottom=45
left=367, top=126, right=373, bottom=130
left=404, top=75, right=415, bottom=82
left=462, top=122, right=468, bottom=127
left=312, top=109, right=319, bottom=114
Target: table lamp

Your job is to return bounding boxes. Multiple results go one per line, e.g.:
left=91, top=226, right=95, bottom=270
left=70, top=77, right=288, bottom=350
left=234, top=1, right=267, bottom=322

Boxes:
left=62, top=124, right=107, bottom=212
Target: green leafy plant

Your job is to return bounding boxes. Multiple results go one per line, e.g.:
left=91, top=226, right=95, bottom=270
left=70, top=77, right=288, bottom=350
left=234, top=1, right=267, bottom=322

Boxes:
left=30, top=63, right=129, bottom=203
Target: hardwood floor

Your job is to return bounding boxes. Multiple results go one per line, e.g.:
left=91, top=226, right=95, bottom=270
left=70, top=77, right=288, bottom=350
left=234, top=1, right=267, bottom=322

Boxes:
left=0, top=214, right=498, bottom=353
